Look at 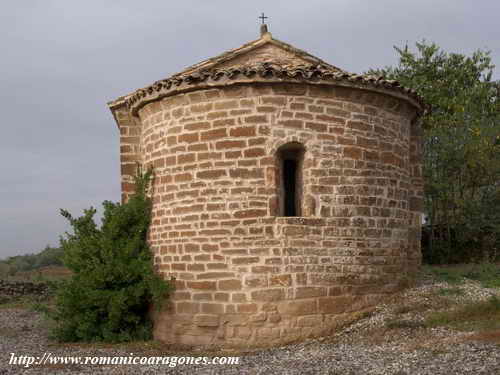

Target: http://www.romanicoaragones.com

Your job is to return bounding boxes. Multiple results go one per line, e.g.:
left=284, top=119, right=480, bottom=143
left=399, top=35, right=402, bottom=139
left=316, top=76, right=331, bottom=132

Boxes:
left=9, top=352, right=240, bottom=369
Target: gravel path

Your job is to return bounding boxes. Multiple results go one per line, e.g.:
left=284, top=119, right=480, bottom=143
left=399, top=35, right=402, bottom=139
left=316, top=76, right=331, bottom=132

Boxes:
left=1, top=275, right=499, bottom=374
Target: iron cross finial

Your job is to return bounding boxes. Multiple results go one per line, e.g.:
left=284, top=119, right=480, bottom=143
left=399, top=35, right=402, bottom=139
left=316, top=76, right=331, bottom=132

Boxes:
left=259, top=12, right=268, bottom=25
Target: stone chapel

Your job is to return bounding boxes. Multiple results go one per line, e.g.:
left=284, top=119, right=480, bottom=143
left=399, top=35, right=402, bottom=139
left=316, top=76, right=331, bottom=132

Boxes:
left=108, top=23, right=424, bottom=347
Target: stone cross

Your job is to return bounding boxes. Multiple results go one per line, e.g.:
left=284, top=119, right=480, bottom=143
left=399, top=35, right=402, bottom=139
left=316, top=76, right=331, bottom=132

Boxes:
left=259, top=12, right=268, bottom=24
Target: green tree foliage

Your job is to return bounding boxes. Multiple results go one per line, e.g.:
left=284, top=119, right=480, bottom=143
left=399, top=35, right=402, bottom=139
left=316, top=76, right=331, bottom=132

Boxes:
left=50, top=167, right=171, bottom=342
left=0, top=245, right=64, bottom=277
left=369, top=41, right=500, bottom=263
left=36, top=245, right=64, bottom=268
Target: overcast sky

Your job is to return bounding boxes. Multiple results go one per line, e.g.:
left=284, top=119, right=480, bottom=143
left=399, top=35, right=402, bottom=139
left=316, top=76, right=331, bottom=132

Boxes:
left=1, top=0, right=499, bottom=258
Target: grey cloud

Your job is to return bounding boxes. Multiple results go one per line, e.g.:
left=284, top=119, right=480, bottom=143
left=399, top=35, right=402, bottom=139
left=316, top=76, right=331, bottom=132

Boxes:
left=1, top=0, right=498, bottom=258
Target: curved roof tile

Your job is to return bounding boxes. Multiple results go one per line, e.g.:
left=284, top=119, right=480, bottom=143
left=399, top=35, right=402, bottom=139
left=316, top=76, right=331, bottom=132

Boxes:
left=125, top=62, right=425, bottom=115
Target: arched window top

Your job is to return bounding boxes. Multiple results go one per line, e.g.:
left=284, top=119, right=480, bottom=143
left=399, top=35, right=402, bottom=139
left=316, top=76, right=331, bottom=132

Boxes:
left=276, top=142, right=306, bottom=157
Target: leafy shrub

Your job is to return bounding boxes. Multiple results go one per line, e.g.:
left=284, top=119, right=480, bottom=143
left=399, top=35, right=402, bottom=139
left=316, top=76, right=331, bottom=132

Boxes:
left=50, top=167, right=171, bottom=342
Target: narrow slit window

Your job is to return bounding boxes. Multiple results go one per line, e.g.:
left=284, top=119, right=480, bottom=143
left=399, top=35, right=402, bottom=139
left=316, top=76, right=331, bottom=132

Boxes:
left=276, top=142, right=305, bottom=217
left=283, top=159, right=297, bottom=216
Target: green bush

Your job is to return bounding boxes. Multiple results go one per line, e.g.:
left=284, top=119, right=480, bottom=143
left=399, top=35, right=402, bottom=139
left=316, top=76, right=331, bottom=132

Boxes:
left=50, top=167, right=171, bottom=342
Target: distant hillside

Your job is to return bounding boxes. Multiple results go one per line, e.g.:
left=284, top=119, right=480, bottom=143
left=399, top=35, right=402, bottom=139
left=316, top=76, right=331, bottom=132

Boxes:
left=0, top=245, right=64, bottom=278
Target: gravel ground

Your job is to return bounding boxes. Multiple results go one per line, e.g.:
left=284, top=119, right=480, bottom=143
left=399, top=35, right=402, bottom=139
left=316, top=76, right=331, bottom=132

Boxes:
left=1, top=273, right=499, bottom=375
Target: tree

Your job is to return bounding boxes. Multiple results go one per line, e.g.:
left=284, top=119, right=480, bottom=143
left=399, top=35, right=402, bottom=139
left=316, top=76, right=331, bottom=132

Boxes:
left=50, top=167, right=171, bottom=342
left=368, top=41, right=500, bottom=263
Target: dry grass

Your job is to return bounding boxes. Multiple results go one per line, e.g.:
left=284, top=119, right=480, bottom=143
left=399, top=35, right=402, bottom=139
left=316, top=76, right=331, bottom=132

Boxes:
left=465, top=330, right=500, bottom=345
left=348, top=265, right=500, bottom=353
left=425, top=296, right=500, bottom=331
left=435, top=287, right=464, bottom=296
left=0, top=326, right=21, bottom=338
left=3, top=266, right=72, bottom=282
left=390, top=291, right=454, bottom=316
left=424, top=262, right=500, bottom=288
left=385, top=318, right=425, bottom=329
left=0, top=295, right=45, bottom=310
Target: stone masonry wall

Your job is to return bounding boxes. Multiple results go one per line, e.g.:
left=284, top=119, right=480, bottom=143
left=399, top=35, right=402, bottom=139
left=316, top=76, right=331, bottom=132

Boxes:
left=112, top=104, right=142, bottom=203
left=133, top=82, right=420, bottom=347
left=0, top=280, right=49, bottom=299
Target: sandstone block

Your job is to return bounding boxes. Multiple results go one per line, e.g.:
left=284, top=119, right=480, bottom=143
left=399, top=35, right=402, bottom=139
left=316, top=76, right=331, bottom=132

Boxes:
left=194, top=314, right=219, bottom=327
left=278, top=300, right=317, bottom=315
left=297, top=315, right=323, bottom=327
left=251, top=289, right=285, bottom=302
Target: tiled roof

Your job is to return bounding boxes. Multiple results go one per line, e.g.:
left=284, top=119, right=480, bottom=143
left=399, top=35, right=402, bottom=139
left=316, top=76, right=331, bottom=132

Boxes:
left=125, top=62, right=424, bottom=115
left=109, top=33, right=425, bottom=114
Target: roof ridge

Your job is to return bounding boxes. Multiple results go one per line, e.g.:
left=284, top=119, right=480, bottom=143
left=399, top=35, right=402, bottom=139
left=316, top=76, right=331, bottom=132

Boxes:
left=171, top=37, right=266, bottom=78
left=171, top=34, right=345, bottom=79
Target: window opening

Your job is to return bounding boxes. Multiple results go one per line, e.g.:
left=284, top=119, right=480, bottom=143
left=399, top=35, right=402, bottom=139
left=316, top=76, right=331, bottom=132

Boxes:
left=283, top=159, right=297, bottom=216
left=276, top=142, right=305, bottom=217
